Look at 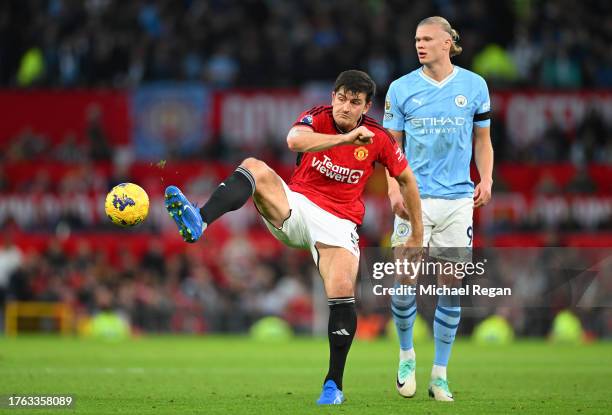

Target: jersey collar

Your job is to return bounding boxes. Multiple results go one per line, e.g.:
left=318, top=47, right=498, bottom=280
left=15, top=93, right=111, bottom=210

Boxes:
left=418, top=66, right=458, bottom=88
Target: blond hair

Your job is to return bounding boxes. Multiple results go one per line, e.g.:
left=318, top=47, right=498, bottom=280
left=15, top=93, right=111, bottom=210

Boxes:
left=417, top=16, right=463, bottom=57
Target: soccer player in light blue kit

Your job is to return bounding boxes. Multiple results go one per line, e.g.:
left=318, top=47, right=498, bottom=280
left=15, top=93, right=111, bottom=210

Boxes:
left=383, top=16, right=494, bottom=401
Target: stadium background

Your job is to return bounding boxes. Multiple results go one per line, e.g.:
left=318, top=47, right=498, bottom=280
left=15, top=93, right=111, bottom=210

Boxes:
left=0, top=0, right=610, bottom=342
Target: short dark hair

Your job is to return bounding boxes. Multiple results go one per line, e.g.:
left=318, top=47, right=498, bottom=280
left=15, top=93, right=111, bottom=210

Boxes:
left=333, top=70, right=376, bottom=103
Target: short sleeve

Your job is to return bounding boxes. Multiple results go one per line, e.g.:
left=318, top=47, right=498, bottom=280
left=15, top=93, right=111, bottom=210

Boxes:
left=292, top=106, right=323, bottom=132
left=378, top=132, right=407, bottom=177
left=382, top=83, right=405, bottom=131
left=474, top=76, right=491, bottom=128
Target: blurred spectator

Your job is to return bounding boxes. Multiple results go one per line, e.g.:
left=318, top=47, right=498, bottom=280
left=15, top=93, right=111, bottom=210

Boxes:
left=472, top=44, right=519, bottom=84
left=508, top=25, right=541, bottom=84
left=17, top=47, right=45, bottom=86
left=86, top=104, right=113, bottom=161
left=566, top=166, right=597, bottom=194
left=534, top=172, right=561, bottom=195
left=44, top=238, right=68, bottom=270
left=540, top=48, right=582, bottom=89
left=204, top=43, right=239, bottom=87
left=572, top=110, right=608, bottom=164
left=141, top=239, right=166, bottom=277
left=6, top=128, right=49, bottom=162
left=54, top=132, right=87, bottom=163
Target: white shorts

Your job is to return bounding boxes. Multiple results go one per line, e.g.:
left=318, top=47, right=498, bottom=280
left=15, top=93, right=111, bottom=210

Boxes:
left=260, top=179, right=360, bottom=264
left=391, top=198, right=473, bottom=261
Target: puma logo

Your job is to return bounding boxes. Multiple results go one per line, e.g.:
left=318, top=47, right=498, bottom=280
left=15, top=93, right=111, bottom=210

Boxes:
left=112, top=194, right=135, bottom=211
left=412, top=98, right=423, bottom=106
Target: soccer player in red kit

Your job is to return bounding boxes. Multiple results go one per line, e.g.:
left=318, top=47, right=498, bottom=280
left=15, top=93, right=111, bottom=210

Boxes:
left=164, top=70, right=423, bottom=405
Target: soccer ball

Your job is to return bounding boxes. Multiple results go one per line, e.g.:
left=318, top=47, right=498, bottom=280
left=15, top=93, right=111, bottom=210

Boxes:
left=105, top=183, right=149, bottom=227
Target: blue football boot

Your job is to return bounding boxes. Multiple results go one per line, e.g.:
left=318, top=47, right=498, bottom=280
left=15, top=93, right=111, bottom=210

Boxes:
left=316, top=380, right=345, bottom=405
left=164, top=185, right=204, bottom=243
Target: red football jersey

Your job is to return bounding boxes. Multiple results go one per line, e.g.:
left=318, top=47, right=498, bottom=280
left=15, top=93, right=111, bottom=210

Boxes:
left=288, top=105, right=407, bottom=225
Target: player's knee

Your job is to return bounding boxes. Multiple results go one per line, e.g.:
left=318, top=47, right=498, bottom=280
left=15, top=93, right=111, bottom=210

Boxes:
left=327, top=276, right=355, bottom=298
left=241, top=158, right=271, bottom=182
left=240, top=157, right=264, bottom=172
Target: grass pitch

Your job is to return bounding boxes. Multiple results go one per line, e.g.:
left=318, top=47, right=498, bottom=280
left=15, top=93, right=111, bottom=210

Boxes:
left=1, top=336, right=611, bottom=414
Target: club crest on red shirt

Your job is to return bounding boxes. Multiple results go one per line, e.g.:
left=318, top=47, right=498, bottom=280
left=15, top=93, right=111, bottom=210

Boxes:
left=354, top=146, right=369, bottom=161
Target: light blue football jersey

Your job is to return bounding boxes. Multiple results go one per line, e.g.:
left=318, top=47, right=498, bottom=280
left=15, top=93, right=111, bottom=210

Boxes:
left=383, top=66, right=491, bottom=199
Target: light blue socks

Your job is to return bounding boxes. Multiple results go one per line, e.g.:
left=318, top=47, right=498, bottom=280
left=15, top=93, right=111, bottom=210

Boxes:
left=433, top=295, right=461, bottom=367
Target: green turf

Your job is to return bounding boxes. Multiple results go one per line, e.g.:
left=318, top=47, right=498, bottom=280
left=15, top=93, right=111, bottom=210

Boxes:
left=0, top=336, right=611, bottom=414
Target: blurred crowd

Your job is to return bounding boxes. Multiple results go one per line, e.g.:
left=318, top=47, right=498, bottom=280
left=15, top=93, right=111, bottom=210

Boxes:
left=0, top=233, right=315, bottom=334
left=2, top=232, right=611, bottom=338
left=492, top=110, right=612, bottom=165
left=2, top=0, right=611, bottom=89
left=1, top=99, right=610, bottom=168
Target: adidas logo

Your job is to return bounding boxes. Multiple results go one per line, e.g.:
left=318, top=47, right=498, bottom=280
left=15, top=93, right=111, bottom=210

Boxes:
left=332, top=329, right=350, bottom=336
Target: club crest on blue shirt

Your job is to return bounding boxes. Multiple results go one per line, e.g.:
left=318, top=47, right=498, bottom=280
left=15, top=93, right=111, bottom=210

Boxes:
left=396, top=223, right=410, bottom=237
left=454, top=95, right=467, bottom=107
left=301, top=114, right=313, bottom=124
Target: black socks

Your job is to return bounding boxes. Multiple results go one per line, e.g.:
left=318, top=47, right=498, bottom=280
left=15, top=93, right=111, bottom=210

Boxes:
left=325, top=297, right=357, bottom=391
left=200, top=166, right=255, bottom=226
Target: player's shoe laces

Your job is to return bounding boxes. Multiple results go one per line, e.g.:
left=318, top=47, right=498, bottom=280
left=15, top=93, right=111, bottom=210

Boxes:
left=396, top=359, right=416, bottom=398
left=316, top=380, right=345, bottom=405
left=428, top=377, right=454, bottom=402
left=164, top=185, right=204, bottom=243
